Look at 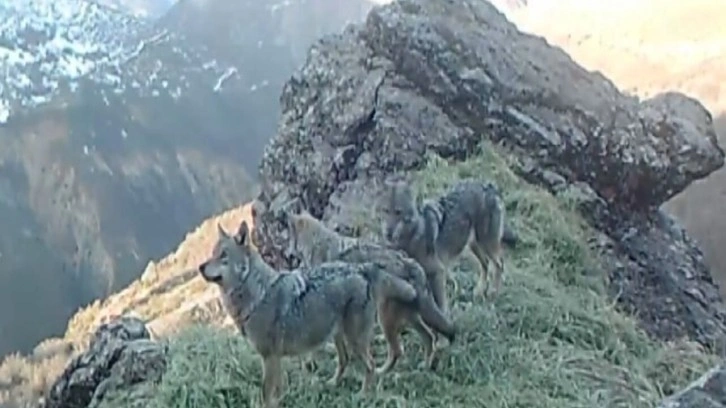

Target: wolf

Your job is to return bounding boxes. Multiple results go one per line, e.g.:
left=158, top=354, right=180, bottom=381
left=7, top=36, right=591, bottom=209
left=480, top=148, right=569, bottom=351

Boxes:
left=286, top=210, right=456, bottom=374
left=379, top=178, right=517, bottom=314
left=198, top=220, right=417, bottom=407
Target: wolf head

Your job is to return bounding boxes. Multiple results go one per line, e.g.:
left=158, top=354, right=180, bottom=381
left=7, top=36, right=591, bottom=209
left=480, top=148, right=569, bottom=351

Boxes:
left=198, top=221, right=254, bottom=287
left=286, top=209, right=319, bottom=262
left=379, top=179, right=420, bottom=237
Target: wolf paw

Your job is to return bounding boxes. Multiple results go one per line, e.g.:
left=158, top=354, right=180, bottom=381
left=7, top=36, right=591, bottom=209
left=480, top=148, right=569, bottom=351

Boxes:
left=417, top=353, right=439, bottom=371
left=473, top=282, right=488, bottom=299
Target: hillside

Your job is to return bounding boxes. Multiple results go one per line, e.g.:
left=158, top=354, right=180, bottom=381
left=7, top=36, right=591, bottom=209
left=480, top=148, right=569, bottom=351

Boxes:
left=495, top=0, right=726, bottom=292
left=0, top=0, right=380, bottom=359
left=2, top=0, right=725, bottom=407
left=78, top=146, right=724, bottom=408
left=4, top=148, right=719, bottom=408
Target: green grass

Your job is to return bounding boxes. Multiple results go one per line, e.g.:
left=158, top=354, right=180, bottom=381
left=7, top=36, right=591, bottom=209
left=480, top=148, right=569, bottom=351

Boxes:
left=99, top=143, right=719, bottom=408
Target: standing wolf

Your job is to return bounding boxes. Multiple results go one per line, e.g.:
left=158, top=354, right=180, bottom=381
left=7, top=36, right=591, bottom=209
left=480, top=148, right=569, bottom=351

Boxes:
left=287, top=210, right=456, bottom=374
left=198, top=221, right=417, bottom=407
left=379, top=178, right=517, bottom=314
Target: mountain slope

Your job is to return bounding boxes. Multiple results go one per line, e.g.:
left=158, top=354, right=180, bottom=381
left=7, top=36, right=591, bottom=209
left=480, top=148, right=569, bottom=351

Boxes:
left=157, top=0, right=384, bottom=169
left=2, top=1, right=724, bottom=407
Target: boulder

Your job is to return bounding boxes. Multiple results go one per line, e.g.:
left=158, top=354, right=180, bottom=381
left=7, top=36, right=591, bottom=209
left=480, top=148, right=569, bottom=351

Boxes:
left=253, top=0, right=726, bottom=352
left=43, top=316, right=166, bottom=408
left=657, top=363, right=726, bottom=408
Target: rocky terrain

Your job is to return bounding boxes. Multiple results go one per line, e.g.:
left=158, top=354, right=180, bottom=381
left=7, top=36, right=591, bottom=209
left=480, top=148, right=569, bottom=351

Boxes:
left=0, top=0, right=379, bottom=358
left=494, top=0, right=726, bottom=293
left=2, top=0, right=726, bottom=407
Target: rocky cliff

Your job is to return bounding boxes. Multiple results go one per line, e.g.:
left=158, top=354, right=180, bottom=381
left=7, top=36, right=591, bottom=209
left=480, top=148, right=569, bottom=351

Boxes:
left=254, top=0, right=726, bottom=351
left=0, top=0, right=378, bottom=358
left=492, top=0, right=726, bottom=298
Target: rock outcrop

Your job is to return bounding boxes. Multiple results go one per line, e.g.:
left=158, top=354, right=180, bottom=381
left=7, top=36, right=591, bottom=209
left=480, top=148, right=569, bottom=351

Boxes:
left=43, top=316, right=166, bottom=408
left=657, top=363, right=726, bottom=408
left=495, top=0, right=726, bottom=303
left=253, top=0, right=726, bottom=354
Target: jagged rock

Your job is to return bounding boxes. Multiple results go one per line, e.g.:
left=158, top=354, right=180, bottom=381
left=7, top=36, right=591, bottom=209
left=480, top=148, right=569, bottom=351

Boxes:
left=253, top=0, right=726, bottom=351
left=43, top=316, right=166, bottom=408
left=657, top=363, right=726, bottom=408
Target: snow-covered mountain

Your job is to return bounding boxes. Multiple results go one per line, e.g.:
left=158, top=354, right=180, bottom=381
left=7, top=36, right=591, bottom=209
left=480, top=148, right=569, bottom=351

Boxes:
left=0, top=0, right=382, bottom=362
left=93, top=0, right=177, bottom=18
left=0, top=0, right=247, bottom=126
left=0, top=0, right=144, bottom=122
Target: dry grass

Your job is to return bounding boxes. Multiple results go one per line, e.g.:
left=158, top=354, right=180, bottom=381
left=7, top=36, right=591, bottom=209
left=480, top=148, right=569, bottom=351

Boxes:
left=96, top=143, right=719, bottom=408
left=0, top=341, right=75, bottom=407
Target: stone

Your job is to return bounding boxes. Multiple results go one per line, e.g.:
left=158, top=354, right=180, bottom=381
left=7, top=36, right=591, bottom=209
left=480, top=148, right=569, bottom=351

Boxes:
left=42, top=316, right=167, bottom=408
left=657, top=363, right=726, bottom=408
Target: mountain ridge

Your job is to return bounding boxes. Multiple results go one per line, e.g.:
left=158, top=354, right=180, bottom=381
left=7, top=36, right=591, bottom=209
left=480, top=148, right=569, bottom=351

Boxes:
left=3, top=1, right=725, bottom=407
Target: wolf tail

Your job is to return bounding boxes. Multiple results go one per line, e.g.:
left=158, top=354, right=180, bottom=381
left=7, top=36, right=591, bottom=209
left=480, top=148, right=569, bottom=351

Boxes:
left=482, top=183, right=517, bottom=250
left=358, top=262, right=417, bottom=303
left=417, top=292, right=456, bottom=342
left=481, top=185, right=506, bottom=245
left=421, top=201, right=441, bottom=256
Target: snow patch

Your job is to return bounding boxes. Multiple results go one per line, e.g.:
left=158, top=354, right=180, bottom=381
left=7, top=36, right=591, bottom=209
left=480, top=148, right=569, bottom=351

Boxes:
left=0, top=100, right=10, bottom=123
left=213, top=67, right=237, bottom=92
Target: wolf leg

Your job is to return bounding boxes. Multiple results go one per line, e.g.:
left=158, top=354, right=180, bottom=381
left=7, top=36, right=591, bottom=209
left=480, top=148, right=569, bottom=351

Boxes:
left=376, top=301, right=404, bottom=375
left=327, top=332, right=349, bottom=387
left=261, top=355, right=282, bottom=408
left=410, top=315, right=437, bottom=370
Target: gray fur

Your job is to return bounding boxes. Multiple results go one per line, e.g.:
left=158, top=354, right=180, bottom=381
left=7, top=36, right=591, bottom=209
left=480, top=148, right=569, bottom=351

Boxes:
left=380, top=178, right=511, bottom=308
left=198, top=221, right=379, bottom=406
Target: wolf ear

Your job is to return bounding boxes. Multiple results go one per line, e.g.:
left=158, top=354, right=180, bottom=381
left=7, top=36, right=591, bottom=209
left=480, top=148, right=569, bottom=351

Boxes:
left=217, top=223, right=229, bottom=239
left=288, top=212, right=305, bottom=233
left=234, top=221, right=250, bottom=246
